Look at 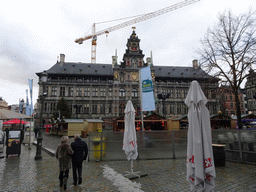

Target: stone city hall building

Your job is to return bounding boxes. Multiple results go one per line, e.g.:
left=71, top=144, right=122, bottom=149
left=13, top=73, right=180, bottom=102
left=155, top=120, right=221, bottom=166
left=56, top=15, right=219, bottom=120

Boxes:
left=36, top=30, right=220, bottom=125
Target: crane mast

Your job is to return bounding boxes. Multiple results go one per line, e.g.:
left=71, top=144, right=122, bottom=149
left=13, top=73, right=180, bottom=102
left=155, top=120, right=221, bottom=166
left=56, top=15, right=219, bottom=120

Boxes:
left=75, top=0, right=200, bottom=63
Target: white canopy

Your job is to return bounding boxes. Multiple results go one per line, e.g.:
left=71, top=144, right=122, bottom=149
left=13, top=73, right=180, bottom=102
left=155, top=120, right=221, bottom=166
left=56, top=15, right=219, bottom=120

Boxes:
left=122, top=100, right=138, bottom=160
left=185, top=80, right=215, bottom=192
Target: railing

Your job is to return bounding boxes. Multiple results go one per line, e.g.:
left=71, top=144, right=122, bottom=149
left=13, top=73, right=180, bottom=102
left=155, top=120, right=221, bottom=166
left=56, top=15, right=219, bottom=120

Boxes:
left=88, top=130, right=256, bottom=164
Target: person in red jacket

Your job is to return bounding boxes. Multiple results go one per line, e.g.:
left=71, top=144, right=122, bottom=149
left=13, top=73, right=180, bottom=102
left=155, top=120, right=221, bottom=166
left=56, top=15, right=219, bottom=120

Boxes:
left=71, top=134, right=88, bottom=186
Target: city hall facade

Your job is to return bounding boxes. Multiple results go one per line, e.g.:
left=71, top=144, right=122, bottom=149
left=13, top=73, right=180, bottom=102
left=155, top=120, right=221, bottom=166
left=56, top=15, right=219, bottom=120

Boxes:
left=36, top=30, right=220, bottom=125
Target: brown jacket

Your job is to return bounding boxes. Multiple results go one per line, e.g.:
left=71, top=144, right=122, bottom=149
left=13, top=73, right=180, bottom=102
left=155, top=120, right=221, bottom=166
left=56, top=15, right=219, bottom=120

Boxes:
left=56, top=141, right=73, bottom=171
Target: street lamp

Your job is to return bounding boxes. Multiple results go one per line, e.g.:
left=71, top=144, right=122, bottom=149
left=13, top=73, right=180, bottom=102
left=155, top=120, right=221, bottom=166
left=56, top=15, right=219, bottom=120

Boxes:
left=157, top=93, right=170, bottom=117
left=20, top=99, right=24, bottom=114
left=35, top=71, right=48, bottom=160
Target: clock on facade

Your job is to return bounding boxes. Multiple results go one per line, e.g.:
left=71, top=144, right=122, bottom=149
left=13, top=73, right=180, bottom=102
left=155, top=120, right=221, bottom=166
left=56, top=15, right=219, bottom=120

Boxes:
left=131, top=72, right=138, bottom=81
left=114, top=72, right=118, bottom=80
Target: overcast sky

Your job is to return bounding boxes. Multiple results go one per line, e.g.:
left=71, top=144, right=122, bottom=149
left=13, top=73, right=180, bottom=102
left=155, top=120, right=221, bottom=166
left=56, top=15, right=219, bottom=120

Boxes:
left=1, top=0, right=255, bottom=106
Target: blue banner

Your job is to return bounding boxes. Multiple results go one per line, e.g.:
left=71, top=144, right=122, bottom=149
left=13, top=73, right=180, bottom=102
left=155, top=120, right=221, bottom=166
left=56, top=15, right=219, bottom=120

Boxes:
left=140, top=66, right=155, bottom=111
left=26, top=89, right=30, bottom=116
left=28, top=79, right=33, bottom=116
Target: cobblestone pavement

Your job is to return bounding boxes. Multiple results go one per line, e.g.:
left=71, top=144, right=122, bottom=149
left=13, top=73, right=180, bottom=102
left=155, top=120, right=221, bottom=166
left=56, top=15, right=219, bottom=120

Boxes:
left=0, top=132, right=256, bottom=191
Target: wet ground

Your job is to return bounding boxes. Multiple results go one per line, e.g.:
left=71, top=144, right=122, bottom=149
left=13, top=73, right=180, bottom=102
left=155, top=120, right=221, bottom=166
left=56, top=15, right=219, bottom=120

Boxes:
left=0, top=132, right=256, bottom=191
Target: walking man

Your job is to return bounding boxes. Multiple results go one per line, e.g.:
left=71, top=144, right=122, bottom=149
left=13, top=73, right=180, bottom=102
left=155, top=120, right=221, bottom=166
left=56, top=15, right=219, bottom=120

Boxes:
left=71, top=134, right=88, bottom=186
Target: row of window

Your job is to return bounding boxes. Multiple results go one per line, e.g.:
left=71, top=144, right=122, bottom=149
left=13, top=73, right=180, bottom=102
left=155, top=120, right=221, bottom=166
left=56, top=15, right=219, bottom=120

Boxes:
left=43, top=103, right=139, bottom=115
left=49, top=86, right=139, bottom=97
left=156, top=89, right=216, bottom=99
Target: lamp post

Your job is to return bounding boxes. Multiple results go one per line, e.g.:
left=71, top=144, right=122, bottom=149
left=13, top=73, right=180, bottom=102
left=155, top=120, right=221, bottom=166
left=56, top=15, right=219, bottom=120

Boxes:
left=74, top=104, right=82, bottom=119
left=157, top=93, right=170, bottom=118
left=19, top=99, right=24, bottom=130
left=20, top=99, right=24, bottom=114
left=35, top=71, right=48, bottom=160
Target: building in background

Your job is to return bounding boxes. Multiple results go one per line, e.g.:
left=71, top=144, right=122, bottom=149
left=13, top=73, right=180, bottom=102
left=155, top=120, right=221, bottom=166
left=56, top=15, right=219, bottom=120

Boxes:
left=35, top=30, right=220, bottom=127
left=0, top=97, right=8, bottom=109
left=219, top=86, right=246, bottom=116
left=245, top=68, right=256, bottom=114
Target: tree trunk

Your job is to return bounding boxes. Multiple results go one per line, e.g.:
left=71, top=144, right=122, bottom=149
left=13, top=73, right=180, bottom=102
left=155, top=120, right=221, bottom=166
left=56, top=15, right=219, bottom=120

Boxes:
left=234, top=90, right=242, bottom=129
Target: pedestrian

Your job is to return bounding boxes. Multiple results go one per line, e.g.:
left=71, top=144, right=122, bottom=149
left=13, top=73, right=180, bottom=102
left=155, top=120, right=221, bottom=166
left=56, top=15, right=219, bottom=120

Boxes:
left=71, top=134, right=88, bottom=186
left=56, top=136, right=73, bottom=190
left=34, top=127, right=39, bottom=138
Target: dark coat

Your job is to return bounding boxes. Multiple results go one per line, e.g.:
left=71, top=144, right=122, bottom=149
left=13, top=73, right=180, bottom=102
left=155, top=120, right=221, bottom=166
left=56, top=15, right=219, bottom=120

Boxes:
left=71, top=138, right=88, bottom=163
left=56, top=141, right=74, bottom=171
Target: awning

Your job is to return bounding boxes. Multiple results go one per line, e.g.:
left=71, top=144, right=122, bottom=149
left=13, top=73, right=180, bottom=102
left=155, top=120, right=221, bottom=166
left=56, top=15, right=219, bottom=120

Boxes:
left=0, top=108, right=32, bottom=120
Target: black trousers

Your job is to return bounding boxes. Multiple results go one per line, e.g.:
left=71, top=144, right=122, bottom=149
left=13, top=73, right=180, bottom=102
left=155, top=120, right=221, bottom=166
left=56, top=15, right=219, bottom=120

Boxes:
left=59, top=170, right=69, bottom=180
left=72, top=162, right=83, bottom=182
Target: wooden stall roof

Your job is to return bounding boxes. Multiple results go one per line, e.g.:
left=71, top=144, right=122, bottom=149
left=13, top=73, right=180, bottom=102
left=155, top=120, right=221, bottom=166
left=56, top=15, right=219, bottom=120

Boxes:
left=210, top=114, right=231, bottom=120
left=0, top=108, right=32, bottom=120
left=64, top=119, right=84, bottom=123
left=85, top=119, right=104, bottom=123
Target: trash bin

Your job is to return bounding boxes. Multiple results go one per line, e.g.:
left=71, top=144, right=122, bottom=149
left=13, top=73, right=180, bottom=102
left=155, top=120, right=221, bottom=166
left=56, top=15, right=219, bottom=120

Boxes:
left=92, top=135, right=106, bottom=160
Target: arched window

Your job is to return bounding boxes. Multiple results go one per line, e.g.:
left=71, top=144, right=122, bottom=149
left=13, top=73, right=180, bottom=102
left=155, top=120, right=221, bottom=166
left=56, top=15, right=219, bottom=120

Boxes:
left=132, top=88, right=138, bottom=97
left=119, top=88, right=125, bottom=97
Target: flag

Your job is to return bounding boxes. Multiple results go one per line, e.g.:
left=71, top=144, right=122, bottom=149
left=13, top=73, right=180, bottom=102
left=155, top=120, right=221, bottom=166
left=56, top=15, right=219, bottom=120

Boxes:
left=26, top=89, right=30, bottom=116
left=140, top=66, right=155, bottom=111
left=28, top=79, right=33, bottom=116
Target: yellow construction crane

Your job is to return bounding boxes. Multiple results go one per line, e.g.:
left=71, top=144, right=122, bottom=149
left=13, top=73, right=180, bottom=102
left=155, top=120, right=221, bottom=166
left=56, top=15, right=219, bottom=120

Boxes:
left=75, top=0, right=200, bottom=63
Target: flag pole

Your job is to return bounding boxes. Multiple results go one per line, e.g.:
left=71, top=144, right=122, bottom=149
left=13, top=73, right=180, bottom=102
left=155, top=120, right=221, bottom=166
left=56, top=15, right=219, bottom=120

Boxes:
left=139, top=69, right=144, bottom=131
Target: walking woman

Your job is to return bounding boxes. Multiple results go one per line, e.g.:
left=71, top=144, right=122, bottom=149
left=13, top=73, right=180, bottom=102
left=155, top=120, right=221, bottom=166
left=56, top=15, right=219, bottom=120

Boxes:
left=56, top=136, right=73, bottom=190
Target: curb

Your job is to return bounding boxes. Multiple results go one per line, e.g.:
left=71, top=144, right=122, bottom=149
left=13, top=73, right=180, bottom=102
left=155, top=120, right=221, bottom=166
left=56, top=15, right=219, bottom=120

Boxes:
left=32, top=141, right=55, bottom=157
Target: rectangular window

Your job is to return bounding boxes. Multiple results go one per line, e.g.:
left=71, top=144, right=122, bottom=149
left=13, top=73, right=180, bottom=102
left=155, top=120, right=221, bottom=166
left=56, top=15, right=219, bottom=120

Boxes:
left=84, top=87, right=89, bottom=96
left=211, top=90, right=216, bottom=99
left=170, top=89, right=174, bottom=98
left=177, top=104, right=181, bottom=114
left=60, top=87, right=65, bottom=97
left=44, top=103, right=47, bottom=112
left=177, top=89, right=181, bottom=98
left=92, top=104, right=97, bottom=114
left=93, top=88, right=97, bottom=96
left=51, top=86, right=57, bottom=96
left=76, top=87, right=82, bottom=96
left=170, top=104, right=174, bottom=114
left=68, top=87, right=73, bottom=96
left=183, top=89, right=188, bottom=98
left=50, top=103, right=53, bottom=112
left=101, top=88, right=106, bottom=97
left=84, top=104, right=89, bottom=114
left=100, top=104, right=105, bottom=114
left=109, top=104, right=112, bottom=113
left=109, top=88, right=112, bottom=97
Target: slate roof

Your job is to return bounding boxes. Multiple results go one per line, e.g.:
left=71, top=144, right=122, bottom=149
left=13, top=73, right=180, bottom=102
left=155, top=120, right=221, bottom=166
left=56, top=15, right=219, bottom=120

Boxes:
left=44, top=62, right=113, bottom=76
left=40, top=62, right=212, bottom=79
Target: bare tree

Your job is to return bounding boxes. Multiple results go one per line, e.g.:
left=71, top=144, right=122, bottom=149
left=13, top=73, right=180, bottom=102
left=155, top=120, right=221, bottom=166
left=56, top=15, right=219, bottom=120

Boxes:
left=198, top=9, right=256, bottom=129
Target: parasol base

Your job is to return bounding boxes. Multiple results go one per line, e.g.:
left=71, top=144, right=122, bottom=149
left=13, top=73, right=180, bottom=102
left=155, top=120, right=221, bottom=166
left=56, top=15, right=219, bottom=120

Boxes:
left=123, top=171, right=148, bottom=180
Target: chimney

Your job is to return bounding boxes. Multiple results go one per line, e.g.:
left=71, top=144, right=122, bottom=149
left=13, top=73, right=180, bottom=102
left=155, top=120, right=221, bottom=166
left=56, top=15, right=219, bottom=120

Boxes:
left=146, top=57, right=152, bottom=66
left=60, top=54, right=65, bottom=65
left=193, top=59, right=198, bottom=70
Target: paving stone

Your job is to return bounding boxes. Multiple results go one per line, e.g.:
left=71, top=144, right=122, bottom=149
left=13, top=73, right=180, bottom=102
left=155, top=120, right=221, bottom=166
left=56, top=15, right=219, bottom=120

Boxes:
left=1, top=132, right=256, bottom=191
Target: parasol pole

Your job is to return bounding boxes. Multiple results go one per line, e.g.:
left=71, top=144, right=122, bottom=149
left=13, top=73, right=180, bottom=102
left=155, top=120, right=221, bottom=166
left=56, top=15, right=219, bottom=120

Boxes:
left=131, top=159, right=133, bottom=173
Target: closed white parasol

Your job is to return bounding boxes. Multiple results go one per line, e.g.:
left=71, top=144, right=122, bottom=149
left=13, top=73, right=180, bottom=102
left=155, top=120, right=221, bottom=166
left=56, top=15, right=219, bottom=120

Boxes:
left=185, top=80, right=216, bottom=192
